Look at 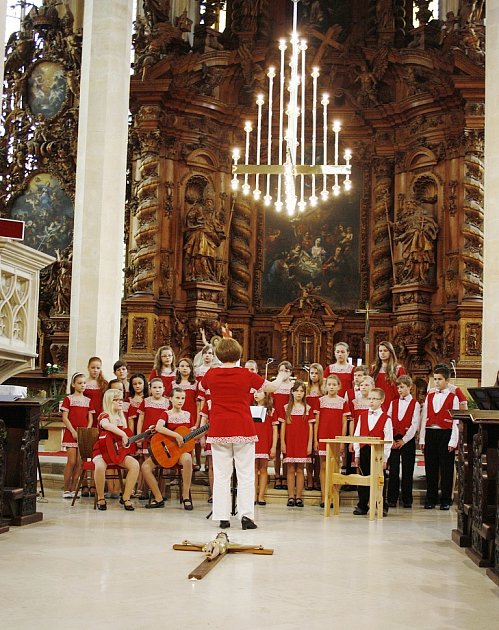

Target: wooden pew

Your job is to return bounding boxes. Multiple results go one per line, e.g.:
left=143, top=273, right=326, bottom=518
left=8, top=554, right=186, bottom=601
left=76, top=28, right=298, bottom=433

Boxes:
left=0, top=399, right=44, bottom=526
left=451, top=410, right=481, bottom=547
left=487, top=444, right=499, bottom=587
left=460, top=413, right=499, bottom=568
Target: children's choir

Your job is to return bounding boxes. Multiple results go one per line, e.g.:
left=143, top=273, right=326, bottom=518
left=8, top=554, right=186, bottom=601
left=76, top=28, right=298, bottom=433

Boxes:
left=62, top=337, right=466, bottom=521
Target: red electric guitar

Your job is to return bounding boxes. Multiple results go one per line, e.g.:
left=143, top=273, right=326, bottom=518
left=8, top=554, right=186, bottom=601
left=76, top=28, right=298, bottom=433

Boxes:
left=149, top=424, right=209, bottom=468
left=100, top=428, right=153, bottom=465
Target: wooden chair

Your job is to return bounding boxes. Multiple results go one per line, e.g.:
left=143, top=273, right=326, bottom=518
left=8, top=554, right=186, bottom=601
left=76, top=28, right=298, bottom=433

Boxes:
left=148, top=464, right=184, bottom=505
left=72, top=428, right=124, bottom=508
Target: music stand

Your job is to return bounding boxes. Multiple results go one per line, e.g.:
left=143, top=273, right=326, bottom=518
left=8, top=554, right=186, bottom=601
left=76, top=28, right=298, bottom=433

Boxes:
left=484, top=387, right=499, bottom=410
left=468, top=387, right=493, bottom=410
left=468, top=387, right=499, bottom=410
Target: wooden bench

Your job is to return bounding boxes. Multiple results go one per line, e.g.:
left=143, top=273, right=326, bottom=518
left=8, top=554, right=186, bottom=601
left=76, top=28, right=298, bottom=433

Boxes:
left=321, top=436, right=390, bottom=521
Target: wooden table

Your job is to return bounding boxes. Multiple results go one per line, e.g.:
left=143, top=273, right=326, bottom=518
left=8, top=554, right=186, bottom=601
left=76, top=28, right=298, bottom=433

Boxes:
left=321, top=437, right=391, bottom=521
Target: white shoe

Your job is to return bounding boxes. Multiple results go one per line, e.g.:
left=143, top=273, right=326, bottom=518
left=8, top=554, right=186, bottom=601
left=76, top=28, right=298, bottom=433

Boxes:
left=63, top=491, right=72, bottom=499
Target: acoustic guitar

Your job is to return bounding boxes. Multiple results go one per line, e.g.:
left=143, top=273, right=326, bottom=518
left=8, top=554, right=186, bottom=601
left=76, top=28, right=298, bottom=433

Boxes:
left=100, top=428, right=153, bottom=465
left=149, top=424, right=209, bottom=468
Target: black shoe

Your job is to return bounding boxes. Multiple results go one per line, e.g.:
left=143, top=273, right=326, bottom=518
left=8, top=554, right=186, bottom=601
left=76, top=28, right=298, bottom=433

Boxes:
left=424, top=503, right=436, bottom=509
left=219, top=520, right=230, bottom=528
left=383, top=509, right=388, bottom=517
left=96, top=499, right=107, bottom=511
left=440, top=503, right=451, bottom=511
left=145, top=499, right=165, bottom=509
left=241, top=516, right=257, bottom=530
left=353, top=507, right=368, bottom=516
left=403, top=503, right=412, bottom=509
left=387, top=501, right=397, bottom=508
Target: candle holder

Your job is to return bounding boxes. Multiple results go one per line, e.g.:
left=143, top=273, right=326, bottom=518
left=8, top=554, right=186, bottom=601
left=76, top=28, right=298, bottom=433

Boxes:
left=231, top=0, right=352, bottom=217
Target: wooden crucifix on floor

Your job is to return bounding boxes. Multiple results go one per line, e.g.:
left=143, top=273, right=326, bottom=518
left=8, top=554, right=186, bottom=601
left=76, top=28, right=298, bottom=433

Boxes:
left=173, top=532, right=273, bottom=580
left=355, top=301, right=379, bottom=365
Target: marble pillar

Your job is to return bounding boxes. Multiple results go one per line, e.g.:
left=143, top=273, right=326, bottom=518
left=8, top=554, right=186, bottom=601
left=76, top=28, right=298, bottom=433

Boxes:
left=67, top=0, right=133, bottom=379
left=482, top=4, right=499, bottom=385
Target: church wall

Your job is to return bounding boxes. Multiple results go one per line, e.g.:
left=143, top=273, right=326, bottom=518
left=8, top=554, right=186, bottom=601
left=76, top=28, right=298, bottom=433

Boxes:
left=0, top=0, right=486, bottom=389
left=119, top=1, right=485, bottom=382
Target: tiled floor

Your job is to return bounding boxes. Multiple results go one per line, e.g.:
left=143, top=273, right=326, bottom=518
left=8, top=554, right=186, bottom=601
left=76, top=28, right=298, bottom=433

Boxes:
left=1, top=488, right=498, bottom=630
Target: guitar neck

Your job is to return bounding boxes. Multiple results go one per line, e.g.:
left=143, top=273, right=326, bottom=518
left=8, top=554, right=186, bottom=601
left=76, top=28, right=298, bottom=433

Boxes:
left=183, top=423, right=209, bottom=444
left=129, top=430, right=151, bottom=445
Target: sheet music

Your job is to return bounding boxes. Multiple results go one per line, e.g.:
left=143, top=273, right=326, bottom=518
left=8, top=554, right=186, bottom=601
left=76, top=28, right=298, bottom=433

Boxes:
left=250, top=406, right=267, bottom=422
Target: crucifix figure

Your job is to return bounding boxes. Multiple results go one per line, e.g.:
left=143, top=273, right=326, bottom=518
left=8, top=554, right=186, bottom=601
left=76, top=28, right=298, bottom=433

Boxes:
left=301, top=335, right=313, bottom=365
left=173, top=531, right=273, bottom=580
left=355, top=301, right=379, bottom=365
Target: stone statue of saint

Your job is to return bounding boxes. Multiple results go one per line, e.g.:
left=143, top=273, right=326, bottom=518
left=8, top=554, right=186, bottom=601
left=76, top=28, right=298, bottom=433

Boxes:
left=183, top=194, right=226, bottom=282
left=394, top=201, right=439, bottom=284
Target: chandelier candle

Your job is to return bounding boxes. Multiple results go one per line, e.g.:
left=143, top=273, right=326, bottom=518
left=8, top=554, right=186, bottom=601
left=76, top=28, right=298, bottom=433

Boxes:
left=231, top=0, right=352, bottom=217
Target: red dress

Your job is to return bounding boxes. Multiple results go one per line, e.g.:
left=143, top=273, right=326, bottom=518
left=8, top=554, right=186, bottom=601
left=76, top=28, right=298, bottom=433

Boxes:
left=316, top=395, right=349, bottom=456
left=272, top=383, right=293, bottom=425
left=195, top=364, right=212, bottom=383
left=138, top=396, right=170, bottom=454
left=149, top=368, right=176, bottom=395
left=92, top=412, right=128, bottom=460
left=254, top=407, right=277, bottom=459
left=163, top=409, right=191, bottom=431
left=127, top=397, right=143, bottom=433
left=138, top=396, right=170, bottom=430
left=174, top=380, right=199, bottom=427
left=323, top=363, right=354, bottom=397
left=83, top=382, right=104, bottom=426
left=61, top=394, right=94, bottom=447
left=281, top=405, right=315, bottom=463
left=307, top=389, right=322, bottom=416
left=199, top=367, right=265, bottom=444
left=373, top=365, right=406, bottom=411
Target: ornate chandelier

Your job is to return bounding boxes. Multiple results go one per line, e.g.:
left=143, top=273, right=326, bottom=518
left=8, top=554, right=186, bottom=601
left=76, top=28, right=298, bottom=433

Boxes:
left=231, top=0, right=352, bottom=217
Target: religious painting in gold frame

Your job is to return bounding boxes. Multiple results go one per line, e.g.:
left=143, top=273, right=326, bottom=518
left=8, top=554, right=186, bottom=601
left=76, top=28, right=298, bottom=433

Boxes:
left=27, top=61, right=67, bottom=119
left=262, top=166, right=361, bottom=310
left=10, top=173, right=74, bottom=255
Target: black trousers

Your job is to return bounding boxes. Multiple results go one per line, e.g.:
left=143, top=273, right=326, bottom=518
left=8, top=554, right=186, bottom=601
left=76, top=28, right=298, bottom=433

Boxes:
left=344, top=420, right=356, bottom=476
left=424, top=428, right=455, bottom=505
left=357, top=445, right=388, bottom=512
left=387, top=437, right=416, bottom=505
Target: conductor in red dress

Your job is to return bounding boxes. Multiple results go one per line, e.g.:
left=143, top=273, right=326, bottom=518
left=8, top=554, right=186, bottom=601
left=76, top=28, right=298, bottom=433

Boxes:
left=199, top=338, right=286, bottom=530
